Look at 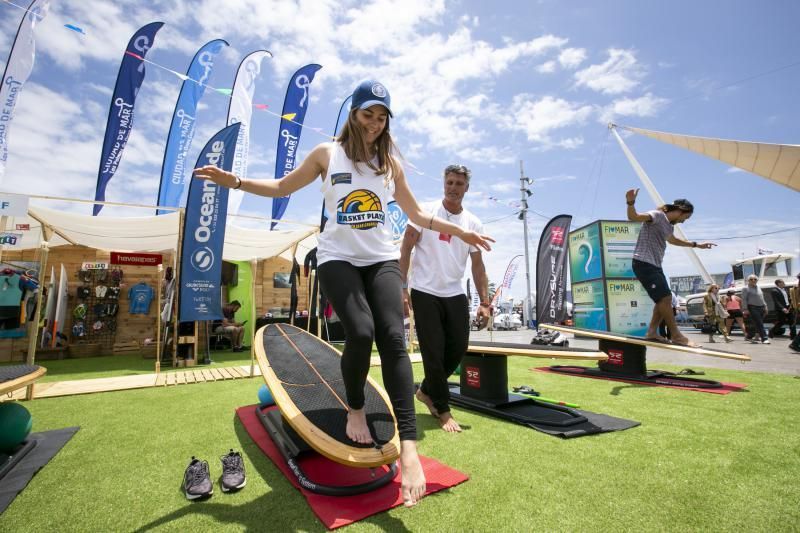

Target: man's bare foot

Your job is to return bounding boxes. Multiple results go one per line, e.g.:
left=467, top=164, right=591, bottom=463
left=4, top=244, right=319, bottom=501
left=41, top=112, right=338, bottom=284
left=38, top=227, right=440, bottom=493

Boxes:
left=438, top=412, right=462, bottom=433
left=644, top=330, right=669, bottom=343
left=399, top=441, right=426, bottom=507
left=346, top=408, right=373, bottom=444
left=415, top=389, right=439, bottom=418
left=672, top=336, right=702, bottom=348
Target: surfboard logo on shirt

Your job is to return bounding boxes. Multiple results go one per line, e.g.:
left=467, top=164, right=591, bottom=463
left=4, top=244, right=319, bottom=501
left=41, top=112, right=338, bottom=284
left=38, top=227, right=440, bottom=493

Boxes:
left=336, top=189, right=385, bottom=230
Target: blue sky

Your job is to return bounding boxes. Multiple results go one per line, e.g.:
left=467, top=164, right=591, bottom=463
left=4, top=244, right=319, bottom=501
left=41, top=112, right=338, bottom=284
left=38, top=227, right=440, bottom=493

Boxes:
left=1, top=0, right=798, bottom=300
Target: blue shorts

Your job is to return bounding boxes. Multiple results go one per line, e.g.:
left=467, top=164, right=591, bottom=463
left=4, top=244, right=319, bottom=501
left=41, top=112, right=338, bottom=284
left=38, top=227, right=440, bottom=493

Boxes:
left=632, top=259, right=671, bottom=303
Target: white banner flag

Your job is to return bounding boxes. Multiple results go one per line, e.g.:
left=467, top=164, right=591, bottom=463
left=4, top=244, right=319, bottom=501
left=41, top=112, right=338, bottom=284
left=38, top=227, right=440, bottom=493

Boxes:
left=225, top=50, right=271, bottom=215
left=0, top=0, right=50, bottom=182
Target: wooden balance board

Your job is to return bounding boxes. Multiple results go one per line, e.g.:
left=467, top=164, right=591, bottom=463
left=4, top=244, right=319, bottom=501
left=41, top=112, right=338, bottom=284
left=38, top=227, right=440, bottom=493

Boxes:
left=545, top=325, right=751, bottom=362
left=255, top=323, right=400, bottom=468
left=467, top=341, right=607, bottom=360
left=0, top=365, right=46, bottom=396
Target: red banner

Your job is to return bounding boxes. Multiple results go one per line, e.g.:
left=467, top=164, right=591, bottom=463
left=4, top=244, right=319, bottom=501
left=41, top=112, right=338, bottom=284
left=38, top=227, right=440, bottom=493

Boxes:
left=110, top=252, right=163, bottom=266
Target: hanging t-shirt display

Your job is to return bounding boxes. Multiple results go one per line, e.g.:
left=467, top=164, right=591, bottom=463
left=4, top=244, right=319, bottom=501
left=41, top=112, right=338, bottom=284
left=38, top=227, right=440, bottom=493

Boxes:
left=128, top=282, right=155, bottom=315
left=0, top=273, right=23, bottom=307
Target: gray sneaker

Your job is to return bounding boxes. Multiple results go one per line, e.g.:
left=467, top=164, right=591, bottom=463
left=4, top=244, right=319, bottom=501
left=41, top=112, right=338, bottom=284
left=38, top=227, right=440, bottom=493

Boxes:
left=220, top=449, right=246, bottom=492
left=183, top=457, right=213, bottom=500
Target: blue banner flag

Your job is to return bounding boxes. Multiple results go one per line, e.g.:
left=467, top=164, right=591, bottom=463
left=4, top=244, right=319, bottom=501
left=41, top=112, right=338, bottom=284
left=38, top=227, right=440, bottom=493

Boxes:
left=92, top=22, right=163, bottom=215
left=156, top=39, right=228, bottom=215
left=178, top=122, right=241, bottom=322
left=270, top=64, right=322, bottom=229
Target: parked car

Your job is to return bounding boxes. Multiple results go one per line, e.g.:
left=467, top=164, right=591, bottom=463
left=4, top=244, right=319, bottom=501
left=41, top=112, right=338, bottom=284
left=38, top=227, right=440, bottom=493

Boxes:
left=493, top=313, right=522, bottom=331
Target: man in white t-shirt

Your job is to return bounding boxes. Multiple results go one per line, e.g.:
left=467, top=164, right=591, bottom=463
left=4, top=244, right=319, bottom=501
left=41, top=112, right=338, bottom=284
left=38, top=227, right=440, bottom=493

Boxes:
left=400, top=164, right=490, bottom=432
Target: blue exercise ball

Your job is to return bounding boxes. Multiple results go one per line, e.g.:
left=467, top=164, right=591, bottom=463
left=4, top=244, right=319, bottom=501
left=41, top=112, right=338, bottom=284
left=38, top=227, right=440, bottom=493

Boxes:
left=257, top=384, right=275, bottom=407
left=0, top=402, right=32, bottom=452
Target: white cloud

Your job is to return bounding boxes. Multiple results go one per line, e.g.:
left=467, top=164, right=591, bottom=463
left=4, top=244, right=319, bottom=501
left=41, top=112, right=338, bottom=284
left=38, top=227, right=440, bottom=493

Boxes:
left=726, top=167, right=745, bottom=173
left=574, top=48, right=643, bottom=95
left=490, top=182, right=517, bottom=193
left=535, top=174, right=577, bottom=183
left=558, top=47, right=586, bottom=69
left=499, top=94, right=593, bottom=149
left=600, top=92, right=669, bottom=123
left=536, top=61, right=556, bottom=73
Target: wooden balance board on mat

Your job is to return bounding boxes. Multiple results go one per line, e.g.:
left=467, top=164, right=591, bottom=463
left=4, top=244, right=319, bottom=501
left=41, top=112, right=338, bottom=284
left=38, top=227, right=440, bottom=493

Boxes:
left=255, top=323, right=400, bottom=468
left=467, top=341, right=607, bottom=360
left=0, top=365, right=47, bottom=395
left=545, top=325, right=751, bottom=362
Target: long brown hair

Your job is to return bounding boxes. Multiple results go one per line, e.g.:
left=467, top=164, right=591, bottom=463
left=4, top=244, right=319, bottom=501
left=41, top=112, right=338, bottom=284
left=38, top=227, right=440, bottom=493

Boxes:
left=337, top=108, right=401, bottom=183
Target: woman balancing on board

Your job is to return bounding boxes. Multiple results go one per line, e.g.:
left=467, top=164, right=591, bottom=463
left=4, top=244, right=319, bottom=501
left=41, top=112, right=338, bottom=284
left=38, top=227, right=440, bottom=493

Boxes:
left=195, top=80, right=494, bottom=507
left=625, top=188, right=715, bottom=348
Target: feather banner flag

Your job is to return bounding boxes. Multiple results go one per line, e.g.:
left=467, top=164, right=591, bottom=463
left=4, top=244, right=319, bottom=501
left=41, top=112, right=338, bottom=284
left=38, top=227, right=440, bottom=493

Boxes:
left=156, top=38, right=228, bottom=215
left=0, top=0, right=49, bottom=183
left=92, top=22, right=163, bottom=215
left=535, top=214, right=572, bottom=325
left=225, top=50, right=272, bottom=216
left=179, top=122, right=241, bottom=322
left=270, top=64, right=322, bottom=229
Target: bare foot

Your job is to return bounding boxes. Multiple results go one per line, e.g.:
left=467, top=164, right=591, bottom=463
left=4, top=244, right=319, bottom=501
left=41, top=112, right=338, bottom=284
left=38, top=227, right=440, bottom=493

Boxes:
left=346, top=408, right=373, bottom=444
left=672, top=336, right=702, bottom=348
left=644, top=334, right=670, bottom=343
left=415, top=388, right=439, bottom=418
left=399, top=441, right=426, bottom=507
left=438, top=412, right=462, bottom=433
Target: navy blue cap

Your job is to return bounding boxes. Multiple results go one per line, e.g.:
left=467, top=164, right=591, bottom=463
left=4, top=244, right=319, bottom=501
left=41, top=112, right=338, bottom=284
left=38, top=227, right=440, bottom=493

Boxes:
left=350, top=80, right=392, bottom=117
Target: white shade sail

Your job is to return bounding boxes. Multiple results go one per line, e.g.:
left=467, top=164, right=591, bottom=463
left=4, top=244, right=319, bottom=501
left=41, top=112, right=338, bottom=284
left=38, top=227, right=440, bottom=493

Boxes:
left=617, top=124, right=800, bottom=193
left=2, top=204, right=318, bottom=262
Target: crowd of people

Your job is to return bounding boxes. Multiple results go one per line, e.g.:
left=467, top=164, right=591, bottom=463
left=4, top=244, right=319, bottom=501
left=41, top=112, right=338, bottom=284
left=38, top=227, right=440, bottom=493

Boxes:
left=700, top=275, right=799, bottom=351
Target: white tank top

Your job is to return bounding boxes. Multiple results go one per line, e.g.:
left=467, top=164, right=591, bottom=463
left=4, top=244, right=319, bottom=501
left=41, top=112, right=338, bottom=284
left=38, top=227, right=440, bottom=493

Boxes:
left=317, top=143, right=399, bottom=266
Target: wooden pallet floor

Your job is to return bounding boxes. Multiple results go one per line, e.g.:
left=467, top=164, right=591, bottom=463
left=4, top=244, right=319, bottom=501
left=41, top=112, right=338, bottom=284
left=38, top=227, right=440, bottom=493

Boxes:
left=5, top=365, right=261, bottom=401
left=4, top=353, right=422, bottom=402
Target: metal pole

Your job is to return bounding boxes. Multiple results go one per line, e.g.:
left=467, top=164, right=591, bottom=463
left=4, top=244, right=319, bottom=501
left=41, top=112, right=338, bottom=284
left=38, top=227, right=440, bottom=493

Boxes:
left=520, top=160, right=533, bottom=328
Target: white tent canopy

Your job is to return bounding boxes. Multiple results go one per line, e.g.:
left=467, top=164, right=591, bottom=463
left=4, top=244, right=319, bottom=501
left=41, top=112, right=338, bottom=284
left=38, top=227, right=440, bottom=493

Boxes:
left=3, top=203, right=318, bottom=262
left=616, top=124, right=800, bottom=193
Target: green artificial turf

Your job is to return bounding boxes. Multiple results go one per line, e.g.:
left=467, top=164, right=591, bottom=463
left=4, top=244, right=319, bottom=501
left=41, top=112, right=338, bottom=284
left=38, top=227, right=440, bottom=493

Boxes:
left=0, top=350, right=254, bottom=383
left=2, top=358, right=799, bottom=531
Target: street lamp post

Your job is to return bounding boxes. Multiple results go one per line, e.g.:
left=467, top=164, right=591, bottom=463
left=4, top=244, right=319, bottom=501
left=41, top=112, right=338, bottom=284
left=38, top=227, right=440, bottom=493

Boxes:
left=518, top=161, right=533, bottom=328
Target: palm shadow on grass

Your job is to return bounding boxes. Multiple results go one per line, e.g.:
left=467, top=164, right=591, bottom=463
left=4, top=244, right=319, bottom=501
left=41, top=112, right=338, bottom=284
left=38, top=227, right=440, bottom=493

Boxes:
left=132, top=412, right=411, bottom=532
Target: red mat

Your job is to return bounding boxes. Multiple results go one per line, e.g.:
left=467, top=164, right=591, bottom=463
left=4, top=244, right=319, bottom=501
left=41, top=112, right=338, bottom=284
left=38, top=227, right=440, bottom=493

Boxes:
left=236, top=405, right=468, bottom=530
left=532, top=367, right=748, bottom=395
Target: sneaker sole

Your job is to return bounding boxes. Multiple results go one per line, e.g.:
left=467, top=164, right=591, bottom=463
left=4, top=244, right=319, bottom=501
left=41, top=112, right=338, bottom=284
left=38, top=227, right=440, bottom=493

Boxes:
left=221, top=479, right=247, bottom=492
left=184, top=488, right=213, bottom=500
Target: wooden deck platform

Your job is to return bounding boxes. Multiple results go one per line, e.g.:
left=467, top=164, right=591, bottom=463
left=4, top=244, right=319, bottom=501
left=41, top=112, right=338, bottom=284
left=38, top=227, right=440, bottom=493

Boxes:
left=4, top=365, right=261, bottom=401
left=2, top=353, right=423, bottom=402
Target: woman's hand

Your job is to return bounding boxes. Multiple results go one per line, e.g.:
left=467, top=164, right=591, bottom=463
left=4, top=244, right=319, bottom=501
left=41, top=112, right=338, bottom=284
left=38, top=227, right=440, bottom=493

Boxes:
left=193, top=165, right=239, bottom=189
left=459, top=231, right=495, bottom=251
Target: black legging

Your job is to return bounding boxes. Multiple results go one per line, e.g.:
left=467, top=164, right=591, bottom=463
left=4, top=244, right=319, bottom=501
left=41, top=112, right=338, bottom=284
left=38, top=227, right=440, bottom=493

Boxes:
left=411, top=289, right=469, bottom=414
left=317, top=259, right=416, bottom=441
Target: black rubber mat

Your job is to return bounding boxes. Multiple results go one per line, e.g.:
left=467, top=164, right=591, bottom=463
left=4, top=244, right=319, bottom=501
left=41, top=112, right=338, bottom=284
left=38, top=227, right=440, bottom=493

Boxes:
left=0, top=427, right=79, bottom=514
left=548, top=365, right=723, bottom=389
left=448, top=384, right=639, bottom=438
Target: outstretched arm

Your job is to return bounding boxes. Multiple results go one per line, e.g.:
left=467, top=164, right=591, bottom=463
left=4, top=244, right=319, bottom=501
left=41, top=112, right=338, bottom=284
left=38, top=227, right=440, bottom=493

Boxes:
left=193, top=143, right=331, bottom=197
left=625, top=188, right=653, bottom=223
left=667, top=235, right=716, bottom=249
left=393, top=166, right=495, bottom=252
